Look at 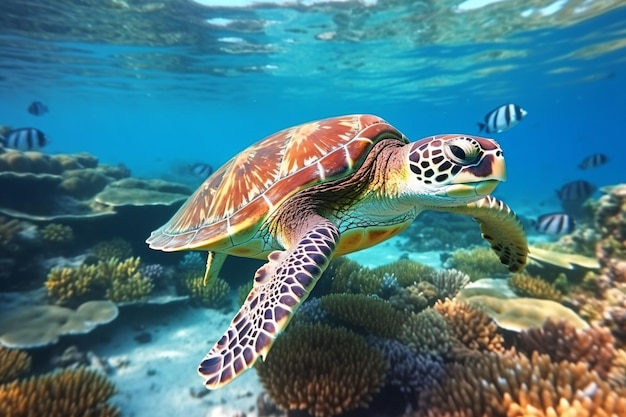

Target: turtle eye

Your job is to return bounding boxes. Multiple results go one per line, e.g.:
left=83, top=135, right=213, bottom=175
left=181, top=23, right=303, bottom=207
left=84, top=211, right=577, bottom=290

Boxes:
left=444, top=137, right=481, bottom=165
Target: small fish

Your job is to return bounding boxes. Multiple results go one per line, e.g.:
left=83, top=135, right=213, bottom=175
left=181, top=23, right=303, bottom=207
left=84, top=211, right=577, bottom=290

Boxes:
left=556, top=180, right=595, bottom=201
left=190, top=162, right=213, bottom=178
left=0, top=127, right=50, bottom=151
left=478, top=103, right=527, bottom=133
left=578, top=153, right=608, bottom=170
left=27, top=101, right=48, bottom=116
left=534, top=213, right=575, bottom=235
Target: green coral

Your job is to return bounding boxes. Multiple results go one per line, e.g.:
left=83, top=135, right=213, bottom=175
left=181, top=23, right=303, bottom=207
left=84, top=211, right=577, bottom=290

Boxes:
left=444, top=245, right=509, bottom=279
left=41, top=223, right=74, bottom=243
left=508, top=273, right=563, bottom=301
left=255, top=323, right=388, bottom=417
left=179, top=273, right=230, bottom=308
left=327, top=257, right=382, bottom=296
left=45, top=257, right=153, bottom=304
left=91, top=238, right=134, bottom=261
left=319, top=293, right=406, bottom=338
left=399, top=308, right=452, bottom=357
left=237, top=281, right=253, bottom=307
left=371, top=258, right=436, bottom=288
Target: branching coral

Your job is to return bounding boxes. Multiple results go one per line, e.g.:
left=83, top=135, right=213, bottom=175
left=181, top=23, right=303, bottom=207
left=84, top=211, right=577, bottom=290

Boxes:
left=40, top=223, right=74, bottom=243
left=516, top=319, right=615, bottom=378
left=368, top=337, right=444, bottom=395
left=371, top=259, right=437, bottom=288
left=416, top=351, right=626, bottom=417
left=0, top=346, right=31, bottom=384
left=425, top=268, right=471, bottom=300
left=434, top=299, right=504, bottom=355
left=319, top=293, right=406, bottom=338
left=179, top=273, right=230, bottom=308
left=443, top=245, right=509, bottom=280
left=91, top=238, right=134, bottom=261
left=327, top=257, right=383, bottom=296
left=508, top=273, right=563, bottom=301
left=255, top=323, right=387, bottom=417
left=399, top=308, right=451, bottom=358
left=46, top=257, right=153, bottom=304
left=0, top=367, right=120, bottom=417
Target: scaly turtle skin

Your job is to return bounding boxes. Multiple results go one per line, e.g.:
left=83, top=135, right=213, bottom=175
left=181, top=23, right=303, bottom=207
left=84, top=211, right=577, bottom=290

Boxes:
left=146, top=114, right=528, bottom=389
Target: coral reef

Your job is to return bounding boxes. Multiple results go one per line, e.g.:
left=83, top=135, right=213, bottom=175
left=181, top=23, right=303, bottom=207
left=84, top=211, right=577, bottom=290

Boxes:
left=0, top=216, right=24, bottom=248
left=255, top=323, right=387, bottom=417
left=327, top=257, right=383, bottom=296
left=0, top=346, right=31, bottom=384
left=425, top=268, right=471, bottom=299
left=237, top=281, right=254, bottom=307
left=516, top=319, right=615, bottom=378
left=507, top=272, right=563, bottom=301
left=46, top=256, right=154, bottom=304
left=415, top=351, right=626, bottom=417
left=399, top=308, right=451, bottom=357
left=371, top=259, right=437, bottom=288
left=0, top=300, right=118, bottom=348
left=443, top=245, right=509, bottom=279
left=368, top=337, right=444, bottom=395
left=91, top=238, right=134, bottom=261
left=41, top=223, right=74, bottom=243
left=0, top=367, right=120, bottom=417
left=179, top=273, right=230, bottom=308
left=434, top=299, right=505, bottom=355
left=178, top=251, right=205, bottom=270
left=319, top=293, right=406, bottom=338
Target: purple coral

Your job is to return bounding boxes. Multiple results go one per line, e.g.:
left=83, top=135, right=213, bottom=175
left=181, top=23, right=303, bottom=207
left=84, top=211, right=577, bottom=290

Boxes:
left=141, top=263, right=166, bottom=289
left=368, top=336, right=444, bottom=395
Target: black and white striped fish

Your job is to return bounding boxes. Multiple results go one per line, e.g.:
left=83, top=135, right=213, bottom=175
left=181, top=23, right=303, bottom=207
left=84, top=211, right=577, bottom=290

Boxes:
left=478, top=103, right=527, bottom=133
left=578, top=153, right=609, bottom=170
left=556, top=180, right=595, bottom=202
left=534, top=213, right=575, bottom=235
left=0, top=128, right=50, bottom=151
left=190, top=162, right=213, bottom=178
left=27, top=101, right=48, bottom=116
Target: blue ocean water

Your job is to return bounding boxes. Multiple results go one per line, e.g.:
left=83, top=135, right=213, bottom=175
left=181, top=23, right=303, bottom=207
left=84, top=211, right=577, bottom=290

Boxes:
left=1, top=1, right=626, bottom=416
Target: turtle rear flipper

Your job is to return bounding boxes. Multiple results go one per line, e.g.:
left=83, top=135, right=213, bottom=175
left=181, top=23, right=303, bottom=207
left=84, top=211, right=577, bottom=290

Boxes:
left=437, top=195, right=529, bottom=272
left=198, top=216, right=339, bottom=389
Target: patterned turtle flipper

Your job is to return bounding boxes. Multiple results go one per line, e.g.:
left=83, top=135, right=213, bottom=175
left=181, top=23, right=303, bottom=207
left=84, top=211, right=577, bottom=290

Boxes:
left=198, top=216, right=339, bottom=389
left=437, top=195, right=529, bottom=272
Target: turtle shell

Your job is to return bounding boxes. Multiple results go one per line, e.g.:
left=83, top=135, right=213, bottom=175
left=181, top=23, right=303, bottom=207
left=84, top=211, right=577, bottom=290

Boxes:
left=146, top=114, right=408, bottom=253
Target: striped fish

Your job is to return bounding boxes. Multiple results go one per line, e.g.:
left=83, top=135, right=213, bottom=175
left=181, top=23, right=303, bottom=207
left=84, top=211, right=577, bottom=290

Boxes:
left=478, top=103, right=527, bottom=133
left=578, top=153, right=608, bottom=170
left=556, top=180, right=595, bottom=202
left=535, top=213, right=575, bottom=235
left=0, top=128, right=50, bottom=151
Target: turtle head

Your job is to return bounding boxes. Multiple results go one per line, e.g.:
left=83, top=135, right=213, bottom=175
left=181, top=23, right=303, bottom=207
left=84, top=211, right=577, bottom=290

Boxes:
left=402, top=134, right=506, bottom=205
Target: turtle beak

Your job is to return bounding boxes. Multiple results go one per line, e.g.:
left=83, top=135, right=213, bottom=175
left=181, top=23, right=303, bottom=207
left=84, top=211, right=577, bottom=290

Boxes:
left=443, top=155, right=507, bottom=198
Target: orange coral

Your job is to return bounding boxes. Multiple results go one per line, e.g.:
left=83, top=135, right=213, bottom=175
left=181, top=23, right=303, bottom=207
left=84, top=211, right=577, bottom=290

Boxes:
left=0, top=367, right=119, bottom=417
left=516, top=318, right=615, bottom=378
left=434, top=299, right=505, bottom=355
left=0, top=346, right=31, bottom=384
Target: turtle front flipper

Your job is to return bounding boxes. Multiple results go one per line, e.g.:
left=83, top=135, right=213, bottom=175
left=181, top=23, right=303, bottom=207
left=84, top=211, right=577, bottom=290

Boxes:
left=198, top=216, right=339, bottom=389
left=438, top=195, right=529, bottom=272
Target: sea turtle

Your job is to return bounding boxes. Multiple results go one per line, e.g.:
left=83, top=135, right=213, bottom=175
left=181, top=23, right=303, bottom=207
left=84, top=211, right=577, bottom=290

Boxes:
left=146, top=114, right=528, bottom=389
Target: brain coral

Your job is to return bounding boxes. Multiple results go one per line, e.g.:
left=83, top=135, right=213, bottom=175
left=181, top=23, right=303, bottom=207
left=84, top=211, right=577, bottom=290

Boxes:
left=255, top=323, right=387, bottom=417
left=0, top=367, right=119, bottom=417
left=416, top=351, right=626, bottom=417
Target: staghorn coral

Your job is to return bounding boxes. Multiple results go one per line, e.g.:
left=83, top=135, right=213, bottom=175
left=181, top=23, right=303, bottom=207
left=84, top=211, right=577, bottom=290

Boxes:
left=368, top=337, right=444, bottom=395
left=319, top=293, right=406, bottom=338
left=0, top=346, right=31, bottom=384
left=516, top=318, right=615, bottom=378
left=91, top=238, right=134, bottom=261
left=434, top=299, right=504, bottom=354
left=399, top=308, right=451, bottom=358
left=0, top=367, right=120, bottom=417
left=425, top=268, right=471, bottom=300
left=41, top=223, right=74, bottom=243
left=255, top=323, right=387, bottom=417
left=179, top=273, right=230, bottom=308
left=416, top=351, right=626, bottom=417
left=443, top=245, right=509, bottom=280
left=508, top=272, right=563, bottom=301
left=46, top=257, right=153, bottom=304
